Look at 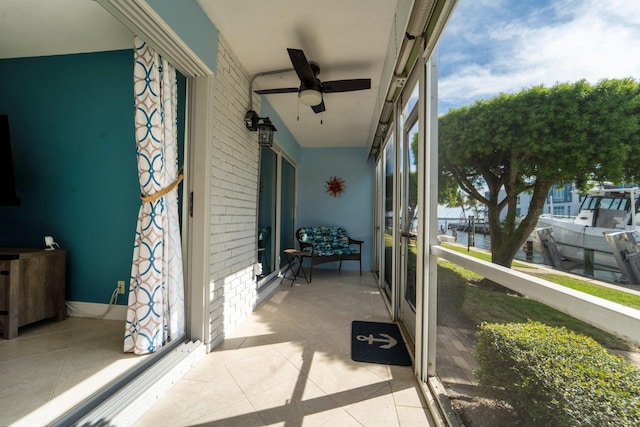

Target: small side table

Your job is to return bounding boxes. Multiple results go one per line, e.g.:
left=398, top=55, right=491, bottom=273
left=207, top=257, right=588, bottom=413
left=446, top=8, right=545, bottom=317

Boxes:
left=280, top=249, right=309, bottom=286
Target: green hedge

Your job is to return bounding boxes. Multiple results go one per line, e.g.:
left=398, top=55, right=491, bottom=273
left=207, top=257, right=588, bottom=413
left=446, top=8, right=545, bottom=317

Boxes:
left=475, top=321, right=640, bottom=426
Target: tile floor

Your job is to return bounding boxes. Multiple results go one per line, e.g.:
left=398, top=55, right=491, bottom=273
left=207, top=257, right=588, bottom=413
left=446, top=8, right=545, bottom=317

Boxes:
left=0, top=316, right=150, bottom=427
left=0, top=270, right=437, bottom=427
left=135, top=270, right=436, bottom=426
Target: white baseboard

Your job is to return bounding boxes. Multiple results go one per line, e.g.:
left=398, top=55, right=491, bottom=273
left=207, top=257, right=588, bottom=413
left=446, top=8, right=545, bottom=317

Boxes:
left=66, top=301, right=128, bottom=321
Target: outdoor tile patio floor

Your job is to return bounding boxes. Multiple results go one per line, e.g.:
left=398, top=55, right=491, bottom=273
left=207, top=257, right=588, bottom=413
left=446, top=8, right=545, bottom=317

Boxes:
left=436, top=326, right=478, bottom=387
left=2, top=269, right=474, bottom=426
left=134, top=269, right=437, bottom=426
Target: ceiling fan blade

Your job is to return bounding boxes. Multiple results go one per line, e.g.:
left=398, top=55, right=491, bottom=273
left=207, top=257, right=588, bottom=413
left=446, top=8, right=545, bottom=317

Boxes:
left=287, top=48, right=316, bottom=86
left=311, top=100, right=326, bottom=114
left=254, top=87, right=299, bottom=94
left=322, top=79, right=371, bottom=93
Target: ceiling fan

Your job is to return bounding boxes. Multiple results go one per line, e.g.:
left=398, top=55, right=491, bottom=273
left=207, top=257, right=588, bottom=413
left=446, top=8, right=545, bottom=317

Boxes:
left=254, top=48, right=371, bottom=114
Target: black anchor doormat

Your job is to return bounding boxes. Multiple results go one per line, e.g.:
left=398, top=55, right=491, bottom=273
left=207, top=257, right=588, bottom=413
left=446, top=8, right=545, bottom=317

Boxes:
left=351, top=321, right=412, bottom=366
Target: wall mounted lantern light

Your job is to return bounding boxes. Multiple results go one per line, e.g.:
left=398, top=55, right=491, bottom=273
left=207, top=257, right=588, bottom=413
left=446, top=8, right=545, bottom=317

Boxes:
left=244, top=110, right=278, bottom=147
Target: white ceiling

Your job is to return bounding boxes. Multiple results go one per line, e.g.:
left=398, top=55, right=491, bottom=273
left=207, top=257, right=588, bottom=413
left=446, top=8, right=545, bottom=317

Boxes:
left=0, top=0, right=399, bottom=148
left=197, top=0, right=398, bottom=148
left=0, top=0, right=133, bottom=59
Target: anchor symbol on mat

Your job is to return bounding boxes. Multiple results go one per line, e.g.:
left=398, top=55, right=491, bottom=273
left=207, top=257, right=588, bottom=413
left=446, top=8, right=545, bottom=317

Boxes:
left=357, top=333, right=397, bottom=349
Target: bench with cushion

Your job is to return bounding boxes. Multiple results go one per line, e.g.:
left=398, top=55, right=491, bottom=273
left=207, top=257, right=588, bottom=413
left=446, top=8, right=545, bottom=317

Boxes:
left=296, top=226, right=363, bottom=282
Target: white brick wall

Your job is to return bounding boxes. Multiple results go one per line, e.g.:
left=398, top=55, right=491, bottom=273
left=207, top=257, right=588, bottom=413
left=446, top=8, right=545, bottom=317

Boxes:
left=209, top=35, right=261, bottom=345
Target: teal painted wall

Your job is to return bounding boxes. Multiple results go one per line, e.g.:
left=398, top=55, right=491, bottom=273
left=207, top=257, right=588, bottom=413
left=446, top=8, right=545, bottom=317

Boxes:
left=298, top=147, right=374, bottom=272
left=0, top=50, right=139, bottom=305
left=147, top=0, right=218, bottom=72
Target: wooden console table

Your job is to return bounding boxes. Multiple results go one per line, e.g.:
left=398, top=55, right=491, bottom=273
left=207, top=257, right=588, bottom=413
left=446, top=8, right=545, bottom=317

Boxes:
left=0, top=248, right=66, bottom=339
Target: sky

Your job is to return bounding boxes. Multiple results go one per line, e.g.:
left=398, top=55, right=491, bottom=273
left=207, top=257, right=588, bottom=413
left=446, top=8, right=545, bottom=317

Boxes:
left=437, top=0, right=640, bottom=114
left=435, top=0, right=640, bottom=218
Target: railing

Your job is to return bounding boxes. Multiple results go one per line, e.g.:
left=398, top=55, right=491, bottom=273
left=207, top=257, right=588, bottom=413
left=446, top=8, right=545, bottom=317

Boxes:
left=429, top=245, right=640, bottom=425
left=432, top=245, right=640, bottom=345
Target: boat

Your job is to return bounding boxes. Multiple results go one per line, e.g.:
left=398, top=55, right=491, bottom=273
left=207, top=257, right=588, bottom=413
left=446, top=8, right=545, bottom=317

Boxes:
left=535, top=186, right=640, bottom=270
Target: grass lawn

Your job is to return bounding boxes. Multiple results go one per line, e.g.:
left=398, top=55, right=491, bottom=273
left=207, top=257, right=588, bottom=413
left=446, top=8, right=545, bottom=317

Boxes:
left=440, top=242, right=532, bottom=268
left=440, top=243, right=640, bottom=309
left=530, top=273, right=640, bottom=310
left=438, top=259, right=633, bottom=350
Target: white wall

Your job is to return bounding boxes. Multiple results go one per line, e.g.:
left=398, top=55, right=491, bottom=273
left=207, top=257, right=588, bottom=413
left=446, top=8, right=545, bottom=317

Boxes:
left=208, top=35, right=261, bottom=345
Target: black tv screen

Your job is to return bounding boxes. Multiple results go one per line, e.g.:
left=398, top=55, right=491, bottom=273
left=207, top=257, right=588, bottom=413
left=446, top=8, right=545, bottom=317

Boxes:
left=0, top=115, right=21, bottom=206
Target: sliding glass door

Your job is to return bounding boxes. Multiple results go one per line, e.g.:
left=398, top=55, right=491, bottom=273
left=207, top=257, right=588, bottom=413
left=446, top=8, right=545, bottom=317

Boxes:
left=399, top=82, right=420, bottom=340
left=257, top=146, right=296, bottom=285
left=375, top=69, right=421, bottom=343
left=258, top=148, right=277, bottom=280
left=279, top=157, right=296, bottom=269
left=382, top=134, right=395, bottom=299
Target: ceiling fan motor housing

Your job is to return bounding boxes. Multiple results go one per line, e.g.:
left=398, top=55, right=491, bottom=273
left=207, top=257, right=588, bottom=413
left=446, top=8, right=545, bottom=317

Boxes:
left=254, top=48, right=372, bottom=114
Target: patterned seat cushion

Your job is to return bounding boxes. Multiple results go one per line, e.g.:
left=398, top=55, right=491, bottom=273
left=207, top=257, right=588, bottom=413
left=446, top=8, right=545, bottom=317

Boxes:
left=297, top=226, right=359, bottom=256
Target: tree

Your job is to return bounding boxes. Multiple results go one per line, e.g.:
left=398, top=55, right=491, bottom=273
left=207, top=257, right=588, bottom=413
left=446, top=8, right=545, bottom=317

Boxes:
left=439, top=78, right=640, bottom=267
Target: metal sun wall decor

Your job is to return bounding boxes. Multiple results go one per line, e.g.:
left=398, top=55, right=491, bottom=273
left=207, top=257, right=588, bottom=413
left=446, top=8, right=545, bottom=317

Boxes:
left=325, top=176, right=345, bottom=197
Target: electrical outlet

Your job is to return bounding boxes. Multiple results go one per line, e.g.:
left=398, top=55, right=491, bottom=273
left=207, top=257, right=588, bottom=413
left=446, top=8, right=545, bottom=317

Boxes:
left=117, top=280, right=126, bottom=294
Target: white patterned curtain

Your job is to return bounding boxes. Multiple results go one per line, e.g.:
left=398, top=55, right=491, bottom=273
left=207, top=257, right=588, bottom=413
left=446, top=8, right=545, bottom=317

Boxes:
left=124, top=36, right=185, bottom=354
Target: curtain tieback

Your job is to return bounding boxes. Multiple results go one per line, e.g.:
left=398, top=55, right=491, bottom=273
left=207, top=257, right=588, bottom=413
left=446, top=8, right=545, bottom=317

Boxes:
left=140, top=173, right=184, bottom=203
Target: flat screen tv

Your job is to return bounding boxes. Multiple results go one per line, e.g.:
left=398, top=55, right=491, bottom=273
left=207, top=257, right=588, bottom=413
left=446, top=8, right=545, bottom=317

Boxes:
left=0, top=115, right=21, bottom=206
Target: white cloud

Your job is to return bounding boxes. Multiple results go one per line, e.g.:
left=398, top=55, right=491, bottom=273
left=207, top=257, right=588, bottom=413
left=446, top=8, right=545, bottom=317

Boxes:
left=438, top=0, right=640, bottom=112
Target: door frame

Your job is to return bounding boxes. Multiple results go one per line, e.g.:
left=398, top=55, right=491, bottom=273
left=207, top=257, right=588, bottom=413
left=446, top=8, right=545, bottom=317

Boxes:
left=97, top=0, right=215, bottom=348
left=256, top=143, right=298, bottom=290
left=399, top=96, right=419, bottom=340
left=397, top=63, right=422, bottom=343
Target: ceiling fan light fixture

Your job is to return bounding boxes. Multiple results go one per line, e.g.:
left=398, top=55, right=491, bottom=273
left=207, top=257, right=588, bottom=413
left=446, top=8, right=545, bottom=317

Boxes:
left=299, top=89, right=322, bottom=107
left=253, top=48, right=371, bottom=115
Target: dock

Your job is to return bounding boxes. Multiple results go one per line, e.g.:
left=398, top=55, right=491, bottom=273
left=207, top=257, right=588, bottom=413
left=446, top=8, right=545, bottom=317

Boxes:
left=449, top=222, right=490, bottom=234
